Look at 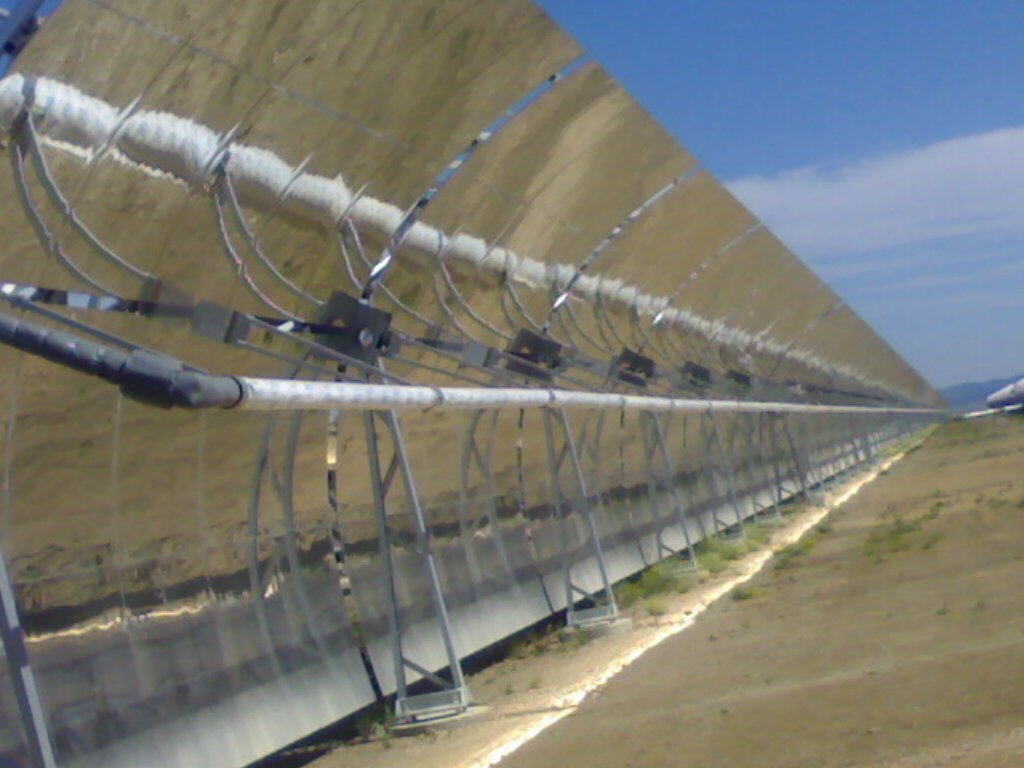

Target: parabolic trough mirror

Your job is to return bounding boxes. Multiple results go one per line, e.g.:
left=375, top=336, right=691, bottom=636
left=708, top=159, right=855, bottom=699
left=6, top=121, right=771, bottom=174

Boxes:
left=0, top=2, right=941, bottom=767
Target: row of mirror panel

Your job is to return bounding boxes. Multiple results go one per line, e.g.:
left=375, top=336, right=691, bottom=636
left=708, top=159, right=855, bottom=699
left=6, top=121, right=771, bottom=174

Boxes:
left=4, top=0, right=937, bottom=403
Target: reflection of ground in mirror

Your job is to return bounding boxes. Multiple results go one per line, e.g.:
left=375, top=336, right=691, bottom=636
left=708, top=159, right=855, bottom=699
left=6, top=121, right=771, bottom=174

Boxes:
left=309, top=427, right=933, bottom=768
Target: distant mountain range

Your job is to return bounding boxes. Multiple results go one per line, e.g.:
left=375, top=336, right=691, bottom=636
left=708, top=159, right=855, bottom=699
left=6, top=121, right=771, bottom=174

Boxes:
left=939, top=374, right=1024, bottom=412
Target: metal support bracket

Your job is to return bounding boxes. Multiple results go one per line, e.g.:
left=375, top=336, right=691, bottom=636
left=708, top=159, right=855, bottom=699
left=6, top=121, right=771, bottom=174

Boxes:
left=505, top=328, right=563, bottom=382
left=613, top=347, right=656, bottom=389
left=315, top=291, right=394, bottom=367
left=700, top=411, right=746, bottom=535
left=541, top=408, right=618, bottom=629
left=363, top=408, right=471, bottom=723
left=642, top=412, right=698, bottom=567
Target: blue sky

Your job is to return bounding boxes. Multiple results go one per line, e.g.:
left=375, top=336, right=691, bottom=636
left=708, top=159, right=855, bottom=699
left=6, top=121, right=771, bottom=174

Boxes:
left=539, top=1, right=1024, bottom=388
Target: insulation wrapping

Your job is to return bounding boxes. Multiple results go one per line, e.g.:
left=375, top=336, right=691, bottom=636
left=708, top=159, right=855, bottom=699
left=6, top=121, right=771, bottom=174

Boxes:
left=551, top=262, right=575, bottom=288
left=573, top=273, right=600, bottom=300
left=0, top=73, right=883, bottom=394
left=449, top=233, right=488, bottom=265
left=284, top=171, right=350, bottom=227
left=118, top=110, right=221, bottom=187
left=401, top=220, right=443, bottom=253
left=0, top=73, right=25, bottom=131
left=224, top=144, right=303, bottom=209
left=32, top=76, right=120, bottom=150
left=350, top=196, right=404, bottom=236
left=509, top=257, right=545, bottom=286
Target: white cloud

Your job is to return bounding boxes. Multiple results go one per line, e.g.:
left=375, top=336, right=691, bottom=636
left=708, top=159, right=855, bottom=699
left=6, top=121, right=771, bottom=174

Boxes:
left=726, top=126, right=1024, bottom=260
left=724, top=126, right=1024, bottom=388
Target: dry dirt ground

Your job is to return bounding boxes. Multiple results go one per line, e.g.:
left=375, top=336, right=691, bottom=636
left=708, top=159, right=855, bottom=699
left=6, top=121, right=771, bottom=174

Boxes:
left=309, top=416, right=1024, bottom=768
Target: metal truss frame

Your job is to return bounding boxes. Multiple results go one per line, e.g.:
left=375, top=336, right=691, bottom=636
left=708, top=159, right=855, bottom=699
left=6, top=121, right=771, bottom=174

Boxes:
left=361, top=407, right=472, bottom=723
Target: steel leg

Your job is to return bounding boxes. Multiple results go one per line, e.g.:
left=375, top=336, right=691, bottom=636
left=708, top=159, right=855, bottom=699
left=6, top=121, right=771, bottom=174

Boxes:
left=0, top=545, right=56, bottom=768
left=543, top=408, right=618, bottom=629
left=363, top=409, right=471, bottom=722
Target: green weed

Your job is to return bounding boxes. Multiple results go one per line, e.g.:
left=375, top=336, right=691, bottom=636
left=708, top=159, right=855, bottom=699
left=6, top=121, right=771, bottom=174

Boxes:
left=643, top=596, right=667, bottom=616
left=699, top=552, right=729, bottom=574
left=731, top=585, right=764, bottom=601
left=356, top=704, right=393, bottom=744
left=558, top=627, right=596, bottom=650
left=614, top=581, right=643, bottom=608
left=744, top=522, right=772, bottom=547
left=775, top=534, right=820, bottom=569
left=863, top=517, right=921, bottom=560
left=615, top=560, right=696, bottom=608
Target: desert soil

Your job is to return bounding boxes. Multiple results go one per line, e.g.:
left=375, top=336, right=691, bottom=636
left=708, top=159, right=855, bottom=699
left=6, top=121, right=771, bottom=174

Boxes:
left=310, top=416, right=1024, bottom=768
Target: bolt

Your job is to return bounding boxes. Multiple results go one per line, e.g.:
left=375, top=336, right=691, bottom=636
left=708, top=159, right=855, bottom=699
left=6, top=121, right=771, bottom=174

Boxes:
left=357, top=328, right=375, bottom=348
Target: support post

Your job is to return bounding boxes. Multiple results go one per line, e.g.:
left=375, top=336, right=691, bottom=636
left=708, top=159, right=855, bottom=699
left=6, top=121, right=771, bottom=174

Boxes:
left=779, top=413, right=810, bottom=499
left=363, top=409, right=471, bottom=723
left=701, top=411, right=746, bottom=533
left=644, top=412, right=698, bottom=567
left=542, top=408, right=618, bottom=629
left=0, top=544, right=57, bottom=768
left=755, top=412, right=783, bottom=518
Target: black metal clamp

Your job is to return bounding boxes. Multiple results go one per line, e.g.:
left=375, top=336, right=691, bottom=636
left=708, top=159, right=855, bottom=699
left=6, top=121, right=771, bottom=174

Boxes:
left=612, top=347, right=656, bottom=388
left=314, top=291, right=394, bottom=367
left=504, top=328, right=564, bottom=382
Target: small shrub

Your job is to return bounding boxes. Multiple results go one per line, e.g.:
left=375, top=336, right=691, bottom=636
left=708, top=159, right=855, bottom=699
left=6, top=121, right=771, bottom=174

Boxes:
left=528, top=676, right=541, bottom=690
left=921, top=532, right=943, bottom=550
left=558, top=627, right=595, bottom=649
left=775, top=534, right=819, bottom=569
left=616, top=560, right=696, bottom=608
left=615, top=581, right=643, bottom=608
left=504, top=681, right=515, bottom=696
left=507, top=638, right=533, bottom=660
left=864, top=517, right=922, bottom=559
left=638, top=565, right=675, bottom=596
left=699, top=552, right=728, bottom=574
left=717, top=539, right=749, bottom=561
left=731, top=585, right=763, bottom=601
left=676, top=571, right=698, bottom=592
left=356, top=704, right=393, bottom=744
left=744, top=522, right=771, bottom=547
left=507, top=628, right=550, bottom=660
left=815, top=522, right=834, bottom=535
left=643, top=596, right=667, bottom=616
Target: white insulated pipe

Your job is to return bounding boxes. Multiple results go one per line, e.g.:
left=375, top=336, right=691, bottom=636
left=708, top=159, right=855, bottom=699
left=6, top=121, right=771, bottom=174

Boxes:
left=236, top=377, right=937, bottom=416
